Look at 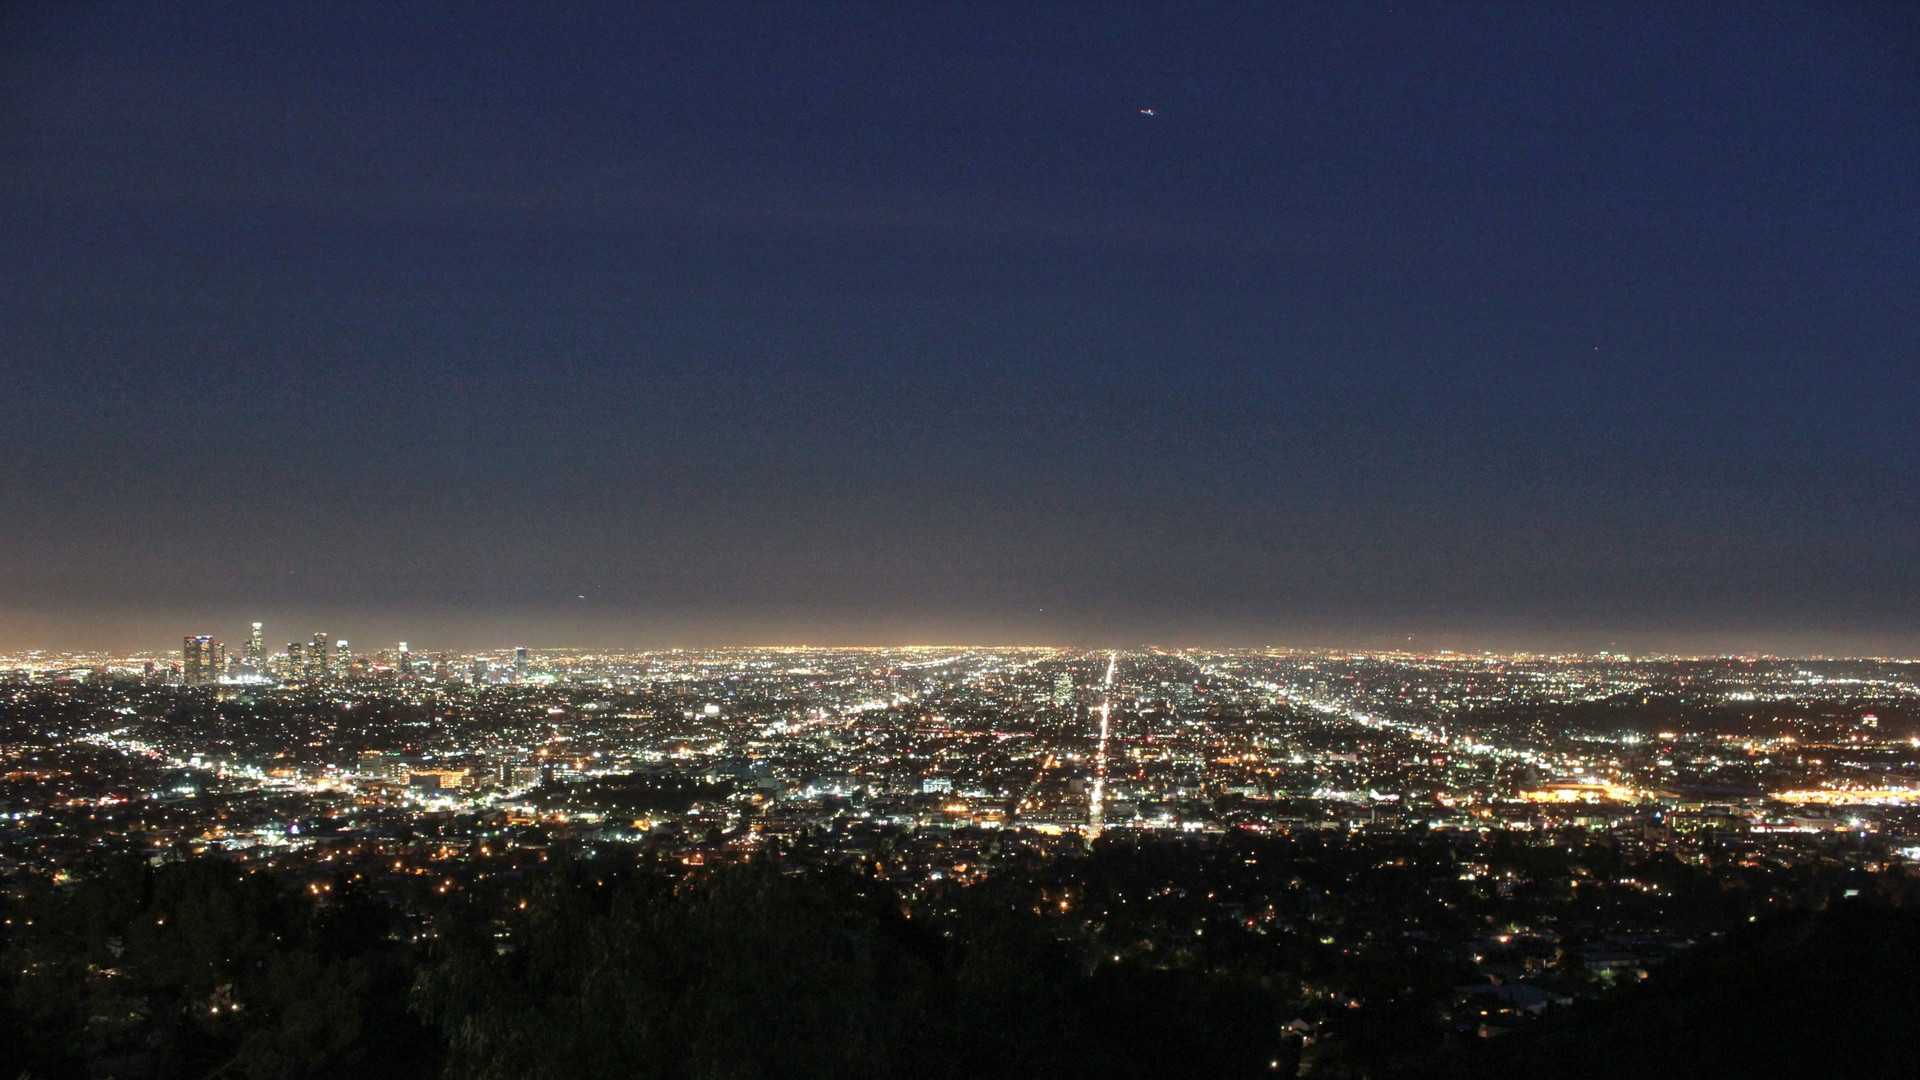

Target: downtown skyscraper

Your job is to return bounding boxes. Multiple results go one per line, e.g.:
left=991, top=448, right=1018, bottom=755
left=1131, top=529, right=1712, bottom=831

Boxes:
left=181, top=635, right=222, bottom=686
left=243, top=622, right=264, bottom=675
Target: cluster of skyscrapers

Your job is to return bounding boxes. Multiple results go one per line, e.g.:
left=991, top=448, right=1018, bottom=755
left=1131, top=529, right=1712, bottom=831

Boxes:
left=283, top=632, right=350, bottom=682
left=177, top=624, right=534, bottom=687
left=179, top=624, right=375, bottom=685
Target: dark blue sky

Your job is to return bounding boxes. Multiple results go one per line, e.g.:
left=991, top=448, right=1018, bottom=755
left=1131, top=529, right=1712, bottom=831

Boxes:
left=3, top=2, right=1917, bottom=652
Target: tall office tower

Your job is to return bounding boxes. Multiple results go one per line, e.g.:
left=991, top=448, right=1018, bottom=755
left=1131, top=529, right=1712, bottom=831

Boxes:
left=308, top=633, right=330, bottom=679
left=397, top=642, right=412, bottom=677
left=244, top=623, right=264, bottom=672
left=335, top=640, right=351, bottom=678
left=1053, top=672, right=1074, bottom=707
left=182, top=635, right=222, bottom=686
left=470, top=658, right=489, bottom=684
left=514, top=647, right=529, bottom=681
left=285, top=642, right=304, bottom=681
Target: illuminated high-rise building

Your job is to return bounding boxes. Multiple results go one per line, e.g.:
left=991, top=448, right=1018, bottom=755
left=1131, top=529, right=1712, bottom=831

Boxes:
left=285, top=641, right=304, bottom=681
left=182, top=635, right=222, bottom=686
left=335, top=639, right=351, bottom=678
left=308, top=633, right=330, bottom=679
left=514, top=647, right=529, bottom=681
left=243, top=622, right=264, bottom=673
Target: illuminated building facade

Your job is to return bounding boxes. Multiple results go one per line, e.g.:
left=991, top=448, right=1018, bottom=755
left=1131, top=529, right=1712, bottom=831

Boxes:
left=180, top=635, right=223, bottom=686
left=243, top=622, right=264, bottom=674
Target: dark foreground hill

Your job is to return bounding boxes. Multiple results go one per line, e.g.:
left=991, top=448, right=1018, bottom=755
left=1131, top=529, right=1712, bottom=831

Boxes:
left=5, top=849, right=1917, bottom=1080
left=1404, top=902, right=1920, bottom=1079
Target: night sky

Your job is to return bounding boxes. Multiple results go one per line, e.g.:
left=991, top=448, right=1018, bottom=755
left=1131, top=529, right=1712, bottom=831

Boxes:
left=3, top=3, right=1917, bottom=653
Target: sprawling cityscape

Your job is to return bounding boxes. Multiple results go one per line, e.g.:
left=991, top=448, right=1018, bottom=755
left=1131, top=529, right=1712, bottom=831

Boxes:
left=5, top=630, right=1918, bottom=1076
left=8, top=3, right=1914, bottom=1076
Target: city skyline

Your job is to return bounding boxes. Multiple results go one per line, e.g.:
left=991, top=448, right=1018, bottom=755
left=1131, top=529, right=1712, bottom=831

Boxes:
left=9, top=630, right=1920, bottom=692
left=10, top=616, right=1920, bottom=661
